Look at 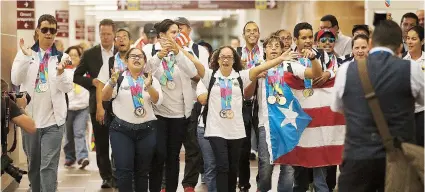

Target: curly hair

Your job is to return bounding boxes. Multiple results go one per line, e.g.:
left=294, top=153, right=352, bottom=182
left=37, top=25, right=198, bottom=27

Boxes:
left=210, top=46, right=243, bottom=72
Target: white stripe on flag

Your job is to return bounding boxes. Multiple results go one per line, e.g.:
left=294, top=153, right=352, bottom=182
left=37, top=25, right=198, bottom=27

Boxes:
left=181, top=34, right=188, bottom=44
left=297, top=125, right=345, bottom=148
left=292, top=87, right=334, bottom=108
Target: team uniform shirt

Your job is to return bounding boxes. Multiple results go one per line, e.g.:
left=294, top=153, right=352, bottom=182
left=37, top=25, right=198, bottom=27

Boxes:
left=403, top=51, right=425, bottom=113
left=111, top=72, right=163, bottom=124
left=143, top=43, right=198, bottom=118
left=241, top=44, right=264, bottom=69
left=68, top=68, right=90, bottom=111
left=196, top=82, right=208, bottom=128
left=199, top=69, right=252, bottom=139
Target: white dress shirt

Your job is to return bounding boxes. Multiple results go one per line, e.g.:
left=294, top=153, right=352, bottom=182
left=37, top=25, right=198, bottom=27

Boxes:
left=403, top=51, right=425, bottom=113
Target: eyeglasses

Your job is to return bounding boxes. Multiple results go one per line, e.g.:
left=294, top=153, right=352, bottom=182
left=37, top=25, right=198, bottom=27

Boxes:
left=115, top=36, right=129, bottom=41
left=129, top=54, right=144, bottom=60
left=320, top=37, right=335, bottom=43
left=40, top=27, right=57, bottom=34
left=280, top=37, right=292, bottom=42
left=219, top=55, right=234, bottom=61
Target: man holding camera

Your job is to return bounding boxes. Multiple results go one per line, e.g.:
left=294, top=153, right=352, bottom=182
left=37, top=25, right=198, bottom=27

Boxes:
left=11, top=14, right=73, bottom=192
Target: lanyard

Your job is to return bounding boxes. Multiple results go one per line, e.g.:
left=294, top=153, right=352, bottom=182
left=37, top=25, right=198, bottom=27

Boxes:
left=160, top=53, right=175, bottom=86
left=243, top=46, right=260, bottom=69
left=219, top=77, right=233, bottom=110
left=299, top=57, right=313, bottom=89
left=37, top=48, right=51, bottom=84
left=115, top=53, right=125, bottom=72
left=126, top=72, right=145, bottom=110
left=267, top=65, right=285, bottom=97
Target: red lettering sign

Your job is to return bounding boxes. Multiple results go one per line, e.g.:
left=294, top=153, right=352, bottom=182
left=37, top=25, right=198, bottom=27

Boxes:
left=55, top=10, right=69, bottom=37
left=17, top=21, right=35, bottom=30
left=76, top=20, right=85, bottom=40
left=17, top=0, right=34, bottom=9
left=17, top=10, right=35, bottom=30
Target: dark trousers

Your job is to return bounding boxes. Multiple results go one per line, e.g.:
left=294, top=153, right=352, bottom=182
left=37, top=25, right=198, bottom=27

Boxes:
left=209, top=137, right=243, bottom=192
left=90, top=112, right=113, bottom=181
left=149, top=116, right=188, bottom=192
left=338, top=158, right=385, bottom=192
left=415, top=111, right=424, bottom=147
left=182, top=113, right=202, bottom=188
left=238, top=102, right=254, bottom=190
left=109, top=118, right=156, bottom=192
left=326, top=166, right=337, bottom=191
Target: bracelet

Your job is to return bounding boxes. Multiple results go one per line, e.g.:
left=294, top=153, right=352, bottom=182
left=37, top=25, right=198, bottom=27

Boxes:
left=108, top=79, right=117, bottom=88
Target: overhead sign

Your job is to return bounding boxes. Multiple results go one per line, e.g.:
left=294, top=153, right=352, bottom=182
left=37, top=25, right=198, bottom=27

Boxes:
left=17, top=0, right=34, bottom=9
left=75, top=20, right=85, bottom=40
left=17, top=10, right=35, bottom=30
left=55, top=10, right=69, bottom=37
left=117, top=0, right=277, bottom=10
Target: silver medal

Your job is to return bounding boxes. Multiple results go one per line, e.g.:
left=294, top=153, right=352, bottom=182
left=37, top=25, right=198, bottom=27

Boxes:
left=167, top=81, right=176, bottom=90
left=38, top=83, right=48, bottom=92
left=267, top=96, right=277, bottom=104
left=278, top=95, right=287, bottom=105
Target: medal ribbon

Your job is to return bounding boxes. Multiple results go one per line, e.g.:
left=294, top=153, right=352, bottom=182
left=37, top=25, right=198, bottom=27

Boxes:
left=159, top=53, right=175, bottom=86
left=219, top=77, right=233, bottom=111
left=126, top=72, right=145, bottom=110
left=266, top=65, right=285, bottom=98
left=243, top=46, right=261, bottom=69
left=35, top=48, right=51, bottom=91
left=299, top=57, right=313, bottom=89
left=115, top=53, right=126, bottom=72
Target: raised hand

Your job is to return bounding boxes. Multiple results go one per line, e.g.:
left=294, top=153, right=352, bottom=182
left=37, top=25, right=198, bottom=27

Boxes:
left=144, top=72, right=153, bottom=88
left=110, top=68, right=120, bottom=83
left=19, top=38, right=32, bottom=56
left=301, top=49, right=316, bottom=60
left=280, top=48, right=299, bottom=61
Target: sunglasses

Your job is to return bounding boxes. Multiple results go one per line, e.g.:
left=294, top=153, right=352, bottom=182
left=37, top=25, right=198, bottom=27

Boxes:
left=40, top=27, right=57, bottom=34
left=320, top=37, right=335, bottom=43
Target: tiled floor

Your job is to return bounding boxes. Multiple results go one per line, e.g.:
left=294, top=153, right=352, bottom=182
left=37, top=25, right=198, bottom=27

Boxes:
left=13, top=152, right=283, bottom=192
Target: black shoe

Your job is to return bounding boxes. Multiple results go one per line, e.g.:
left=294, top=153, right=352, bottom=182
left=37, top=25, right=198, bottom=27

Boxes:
left=101, top=179, right=112, bottom=188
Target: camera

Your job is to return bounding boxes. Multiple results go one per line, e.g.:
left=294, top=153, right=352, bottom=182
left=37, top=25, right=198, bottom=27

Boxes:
left=7, top=91, right=28, bottom=103
left=1, top=154, right=27, bottom=183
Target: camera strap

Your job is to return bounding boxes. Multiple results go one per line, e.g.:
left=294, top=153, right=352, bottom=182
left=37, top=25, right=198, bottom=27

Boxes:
left=2, top=96, right=18, bottom=154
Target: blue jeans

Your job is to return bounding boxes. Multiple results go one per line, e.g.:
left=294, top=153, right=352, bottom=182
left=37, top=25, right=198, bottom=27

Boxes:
left=258, top=126, right=294, bottom=192
left=22, top=124, right=64, bottom=192
left=197, top=126, right=217, bottom=192
left=293, top=166, right=329, bottom=192
left=63, top=108, right=89, bottom=162
left=109, top=117, right=156, bottom=192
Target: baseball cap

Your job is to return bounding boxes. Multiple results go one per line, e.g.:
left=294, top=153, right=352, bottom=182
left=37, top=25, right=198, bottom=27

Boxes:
left=174, top=17, right=191, bottom=26
left=352, top=24, right=370, bottom=36
left=317, top=28, right=336, bottom=41
left=143, top=23, right=157, bottom=38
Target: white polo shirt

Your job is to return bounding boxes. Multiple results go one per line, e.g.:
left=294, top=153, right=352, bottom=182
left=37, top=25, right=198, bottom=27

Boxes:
left=111, top=72, right=164, bottom=124
left=199, top=69, right=251, bottom=139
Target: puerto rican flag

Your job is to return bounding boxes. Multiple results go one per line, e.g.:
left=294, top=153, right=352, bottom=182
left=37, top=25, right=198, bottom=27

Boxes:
left=274, top=62, right=346, bottom=167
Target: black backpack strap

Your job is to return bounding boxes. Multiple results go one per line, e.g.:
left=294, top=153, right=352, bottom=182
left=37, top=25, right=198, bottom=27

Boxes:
left=108, top=56, right=115, bottom=76
left=151, top=44, right=158, bottom=57
left=202, top=70, right=218, bottom=125
left=236, top=47, right=243, bottom=56
left=192, top=43, right=200, bottom=58
left=237, top=73, right=243, bottom=97
left=401, top=51, right=408, bottom=58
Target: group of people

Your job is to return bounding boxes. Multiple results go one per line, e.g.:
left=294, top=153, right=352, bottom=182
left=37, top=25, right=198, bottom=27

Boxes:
left=8, top=8, right=424, bottom=192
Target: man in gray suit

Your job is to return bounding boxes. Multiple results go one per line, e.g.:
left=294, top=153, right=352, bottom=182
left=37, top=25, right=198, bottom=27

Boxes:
left=331, top=20, right=424, bottom=191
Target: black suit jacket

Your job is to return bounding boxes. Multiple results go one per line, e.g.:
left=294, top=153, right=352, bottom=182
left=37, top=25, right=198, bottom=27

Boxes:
left=73, top=45, right=117, bottom=114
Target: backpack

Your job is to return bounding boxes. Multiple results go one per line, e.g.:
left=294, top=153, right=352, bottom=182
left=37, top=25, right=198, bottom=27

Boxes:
left=151, top=43, right=199, bottom=58
left=201, top=70, right=244, bottom=127
left=102, top=56, right=124, bottom=117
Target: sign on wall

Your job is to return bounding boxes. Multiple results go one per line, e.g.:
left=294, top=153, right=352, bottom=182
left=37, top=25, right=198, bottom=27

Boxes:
left=117, top=0, right=277, bottom=10
left=76, top=20, right=85, bottom=40
left=17, top=0, right=35, bottom=30
left=87, top=26, right=95, bottom=42
left=55, top=10, right=69, bottom=37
